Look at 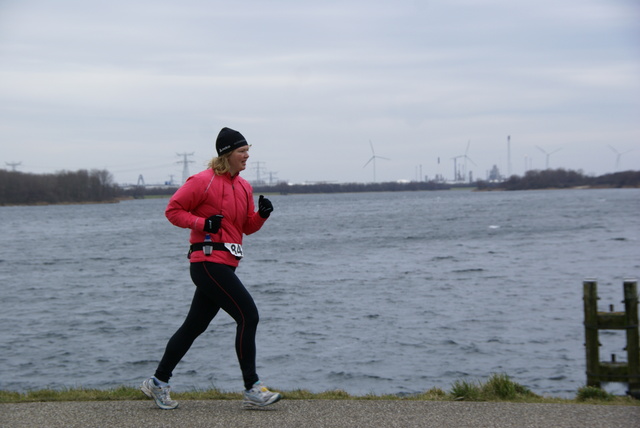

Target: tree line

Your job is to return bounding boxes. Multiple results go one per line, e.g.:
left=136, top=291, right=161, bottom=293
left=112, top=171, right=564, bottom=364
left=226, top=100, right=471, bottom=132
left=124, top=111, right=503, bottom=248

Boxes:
left=0, top=169, right=119, bottom=205
left=253, top=180, right=451, bottom=194
left=2, top=167, right=638, bottom=205
left=477, top=169, right=640, bottom=191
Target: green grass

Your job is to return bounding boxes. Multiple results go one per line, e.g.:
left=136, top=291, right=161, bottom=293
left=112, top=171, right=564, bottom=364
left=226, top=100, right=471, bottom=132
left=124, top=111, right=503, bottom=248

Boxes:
left=450, top=373, right=538, bottom=402
left=1, top=374, right=638, bottom=406
left=576, top=386, right=616, bottom=402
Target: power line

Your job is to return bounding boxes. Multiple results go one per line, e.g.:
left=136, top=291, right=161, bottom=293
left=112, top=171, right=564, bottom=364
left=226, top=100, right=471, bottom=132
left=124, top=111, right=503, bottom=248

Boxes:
left=176, top=152, right=195, bottom=184
left=5, top=162, right=22, bottom=171
left=252, top=161, right=266, bottom=182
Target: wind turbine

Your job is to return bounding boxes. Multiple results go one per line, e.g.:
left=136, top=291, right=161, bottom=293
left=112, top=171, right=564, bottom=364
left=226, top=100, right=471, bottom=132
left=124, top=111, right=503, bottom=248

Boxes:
left=363, top=140, right=389, bottom=182
left=608, top=145, right=634, bottom=171
left=452, top=141, right=476, bottom=182
left=462, top=140, right=476, bottom=182
left=536, top=146, right=561, bottom=169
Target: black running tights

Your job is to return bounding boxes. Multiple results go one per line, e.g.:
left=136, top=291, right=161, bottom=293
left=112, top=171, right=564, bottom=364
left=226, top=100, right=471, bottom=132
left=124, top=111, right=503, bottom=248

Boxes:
left=154, top=262, right=259, bottom=390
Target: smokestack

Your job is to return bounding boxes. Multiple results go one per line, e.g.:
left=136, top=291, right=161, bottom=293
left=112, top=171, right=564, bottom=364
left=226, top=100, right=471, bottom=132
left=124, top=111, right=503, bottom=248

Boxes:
left=507, top=135, right=512, bottom=177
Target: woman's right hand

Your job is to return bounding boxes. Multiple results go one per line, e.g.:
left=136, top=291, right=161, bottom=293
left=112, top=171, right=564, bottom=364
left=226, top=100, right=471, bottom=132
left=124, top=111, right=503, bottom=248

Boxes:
left=204, top=215, right=223, bottom=233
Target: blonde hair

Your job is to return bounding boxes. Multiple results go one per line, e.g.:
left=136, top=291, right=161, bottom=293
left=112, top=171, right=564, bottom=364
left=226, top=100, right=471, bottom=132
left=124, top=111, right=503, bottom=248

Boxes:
left=208, top=152, right=232, bottom=175
left=207, top=144, right=251, bottom=175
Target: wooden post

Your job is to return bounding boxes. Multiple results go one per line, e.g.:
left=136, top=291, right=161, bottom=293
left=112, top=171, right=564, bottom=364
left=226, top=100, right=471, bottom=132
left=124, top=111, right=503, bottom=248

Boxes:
left=623, top=280, right=639, bottom=398
left=583, top=279, right=600, bottom=388
left=583, top=279, right=640, bottom=398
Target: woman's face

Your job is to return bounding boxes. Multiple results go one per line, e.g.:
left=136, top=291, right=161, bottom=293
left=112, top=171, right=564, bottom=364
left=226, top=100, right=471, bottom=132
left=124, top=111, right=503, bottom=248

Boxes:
left=228, top=145, right=250, bottom=175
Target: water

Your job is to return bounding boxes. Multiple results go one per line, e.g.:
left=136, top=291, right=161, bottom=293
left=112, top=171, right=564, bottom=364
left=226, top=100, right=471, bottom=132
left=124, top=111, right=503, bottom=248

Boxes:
left=1, top=189, right=638, bottom=398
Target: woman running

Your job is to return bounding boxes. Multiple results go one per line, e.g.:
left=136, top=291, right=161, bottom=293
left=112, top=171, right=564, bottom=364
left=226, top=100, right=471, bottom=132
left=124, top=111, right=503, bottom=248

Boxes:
left=141, top=127, right=280, bottom=409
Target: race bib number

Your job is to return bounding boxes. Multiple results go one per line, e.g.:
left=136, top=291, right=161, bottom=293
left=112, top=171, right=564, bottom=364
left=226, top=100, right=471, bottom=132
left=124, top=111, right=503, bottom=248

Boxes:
left=224, top=243, right=244, bottom=258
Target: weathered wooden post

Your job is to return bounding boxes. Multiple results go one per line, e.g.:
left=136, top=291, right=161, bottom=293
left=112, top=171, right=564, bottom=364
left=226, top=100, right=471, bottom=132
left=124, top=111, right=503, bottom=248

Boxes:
left=583, top=279, right=600, bottom=388
left=583, top=279, right=640, bottom=398
left=623, top=279, right=639, bottom=397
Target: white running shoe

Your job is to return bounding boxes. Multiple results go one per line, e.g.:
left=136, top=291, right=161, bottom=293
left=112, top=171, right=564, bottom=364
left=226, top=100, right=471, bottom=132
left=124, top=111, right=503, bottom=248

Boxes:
left=141, top=377, right=179, bottom=410
left=242, top=381, right=282, bottom=408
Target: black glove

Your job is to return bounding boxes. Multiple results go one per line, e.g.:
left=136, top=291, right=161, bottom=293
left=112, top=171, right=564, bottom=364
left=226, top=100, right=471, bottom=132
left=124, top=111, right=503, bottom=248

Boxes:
left=203, top=215, right=223, bottom=233
left=258, top=195, right=273, bottom=218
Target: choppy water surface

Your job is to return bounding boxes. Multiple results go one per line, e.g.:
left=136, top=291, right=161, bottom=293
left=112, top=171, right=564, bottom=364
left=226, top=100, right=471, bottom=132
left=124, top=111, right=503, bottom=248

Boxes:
left=1, top=188, right=639, bottom=397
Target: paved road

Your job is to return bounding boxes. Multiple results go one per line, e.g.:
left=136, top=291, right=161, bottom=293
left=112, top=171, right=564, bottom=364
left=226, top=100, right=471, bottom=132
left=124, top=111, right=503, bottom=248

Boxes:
left=1, top=400, right=639, bottom=427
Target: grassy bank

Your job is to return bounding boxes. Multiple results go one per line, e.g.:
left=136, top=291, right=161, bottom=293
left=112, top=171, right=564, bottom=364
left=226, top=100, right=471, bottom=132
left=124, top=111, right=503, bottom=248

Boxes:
left=1, top=374, right=637, bottom=406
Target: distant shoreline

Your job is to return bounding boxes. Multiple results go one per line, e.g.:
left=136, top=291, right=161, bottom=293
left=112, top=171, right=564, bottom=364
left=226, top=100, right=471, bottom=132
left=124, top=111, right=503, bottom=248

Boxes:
left=2, top=185, right=638, bottom=207
left=2, top=168, right=637, bottom=206
left=475, top=184, right=640, bottom=192
left=0, top=199, right=122, bottom=207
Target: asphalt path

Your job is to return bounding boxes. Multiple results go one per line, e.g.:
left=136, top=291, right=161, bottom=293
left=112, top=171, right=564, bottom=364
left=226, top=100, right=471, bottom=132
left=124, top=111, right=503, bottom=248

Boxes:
left=1, top=399, right=639, bottom=428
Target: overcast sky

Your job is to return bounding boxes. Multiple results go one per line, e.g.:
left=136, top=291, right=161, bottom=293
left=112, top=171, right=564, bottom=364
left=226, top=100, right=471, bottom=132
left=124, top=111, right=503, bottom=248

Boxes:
left=1, top=0, right=638, bottom=185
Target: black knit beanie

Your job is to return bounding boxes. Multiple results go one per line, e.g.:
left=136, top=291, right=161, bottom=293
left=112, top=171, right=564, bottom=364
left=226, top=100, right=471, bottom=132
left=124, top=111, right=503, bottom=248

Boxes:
left=216, top=127, right=248, bottom=156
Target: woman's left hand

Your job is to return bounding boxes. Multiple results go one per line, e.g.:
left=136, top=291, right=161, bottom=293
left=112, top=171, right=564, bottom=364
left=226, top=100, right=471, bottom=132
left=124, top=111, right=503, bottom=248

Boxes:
left=258, top=195, right=273, bottom=218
